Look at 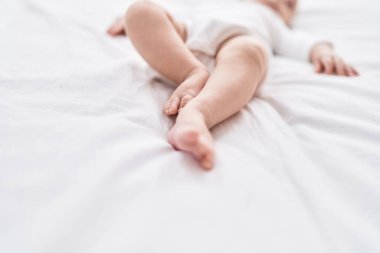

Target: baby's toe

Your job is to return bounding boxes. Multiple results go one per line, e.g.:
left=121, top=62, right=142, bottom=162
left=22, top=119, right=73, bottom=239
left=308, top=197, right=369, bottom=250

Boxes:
left=198, top=146, right=214, bottom=170
left=201, top=155, right=214, bottom=171
left=165, top=96, right=180, bottom=116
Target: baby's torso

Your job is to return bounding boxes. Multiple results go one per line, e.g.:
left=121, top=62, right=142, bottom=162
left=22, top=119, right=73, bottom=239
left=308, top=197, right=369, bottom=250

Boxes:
left=184, top=1, right=280, bottom=45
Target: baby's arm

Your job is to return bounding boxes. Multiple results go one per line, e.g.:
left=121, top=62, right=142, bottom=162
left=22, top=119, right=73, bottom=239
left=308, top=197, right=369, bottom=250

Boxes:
left=310, top=43, right=359, bottom=77
left=270, top=15, right=359, bottom=77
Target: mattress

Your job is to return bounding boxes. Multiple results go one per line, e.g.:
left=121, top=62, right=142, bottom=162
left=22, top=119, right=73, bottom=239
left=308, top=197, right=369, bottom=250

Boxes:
left=0, top=0, right=379, bottom=252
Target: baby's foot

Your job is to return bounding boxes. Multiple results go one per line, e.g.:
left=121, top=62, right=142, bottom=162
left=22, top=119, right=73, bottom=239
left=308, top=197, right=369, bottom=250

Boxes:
left=164, top=68, right=209, bottom=116
left=107, top=17, right=126, bottom=36
left=168, top=107, right=214, bottom=170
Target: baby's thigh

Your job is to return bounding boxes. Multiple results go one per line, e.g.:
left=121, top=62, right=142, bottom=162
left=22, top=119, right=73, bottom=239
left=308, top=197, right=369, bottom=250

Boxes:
left=166, top=13, right=188, bottom=42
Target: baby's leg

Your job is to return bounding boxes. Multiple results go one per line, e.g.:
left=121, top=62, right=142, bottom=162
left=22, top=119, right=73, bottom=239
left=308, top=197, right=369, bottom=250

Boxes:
left=125, top=1, right=209, bottom=115
left=169, top=36, right=268, bottom=170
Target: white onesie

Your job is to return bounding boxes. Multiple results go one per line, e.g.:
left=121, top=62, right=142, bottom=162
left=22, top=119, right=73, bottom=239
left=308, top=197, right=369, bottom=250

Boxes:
left=151, top=1, right=326, bottom=82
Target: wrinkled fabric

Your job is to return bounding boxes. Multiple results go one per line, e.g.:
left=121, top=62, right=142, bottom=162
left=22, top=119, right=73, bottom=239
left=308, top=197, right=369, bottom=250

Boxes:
left=0, top=0, right=379, bottom=253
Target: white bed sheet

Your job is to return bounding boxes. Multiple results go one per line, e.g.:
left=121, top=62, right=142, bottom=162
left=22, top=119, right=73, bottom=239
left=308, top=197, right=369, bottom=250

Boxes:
left=0, top=0, right=379, bottom=252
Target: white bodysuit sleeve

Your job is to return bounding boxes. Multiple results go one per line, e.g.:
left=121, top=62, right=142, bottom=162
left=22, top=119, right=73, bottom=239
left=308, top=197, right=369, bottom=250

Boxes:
left=269, top=15, right=330, bottom=62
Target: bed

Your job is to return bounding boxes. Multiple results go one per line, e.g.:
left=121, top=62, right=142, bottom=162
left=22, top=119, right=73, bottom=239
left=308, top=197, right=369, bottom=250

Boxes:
left=1, top=0, right=379, bottom=252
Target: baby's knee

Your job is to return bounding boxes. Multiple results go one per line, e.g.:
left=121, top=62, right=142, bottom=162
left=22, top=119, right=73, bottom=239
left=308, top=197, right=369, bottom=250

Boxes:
left=237, top=38, right=268, bottom=65
left=221, top=37, right=268, bottom=77
left=125, top=0, right=160, bottom=28
left=217, top=36, right=269, bottom=82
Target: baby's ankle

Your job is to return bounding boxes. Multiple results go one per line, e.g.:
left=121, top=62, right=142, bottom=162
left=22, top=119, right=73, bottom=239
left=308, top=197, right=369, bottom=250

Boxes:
left=181, top=100, right=214, bottom=128
left=182, top=66, right=209, bottom=83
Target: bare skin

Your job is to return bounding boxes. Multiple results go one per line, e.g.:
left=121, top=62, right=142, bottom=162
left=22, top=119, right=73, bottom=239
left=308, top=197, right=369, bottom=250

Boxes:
left=255, top=0, right=359, bottom=76
left=108, top=0, right=359, bottom=170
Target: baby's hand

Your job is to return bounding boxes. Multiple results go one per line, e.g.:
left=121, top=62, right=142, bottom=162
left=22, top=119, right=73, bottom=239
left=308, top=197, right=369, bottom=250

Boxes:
left=311, top=43, right=359, bottom=77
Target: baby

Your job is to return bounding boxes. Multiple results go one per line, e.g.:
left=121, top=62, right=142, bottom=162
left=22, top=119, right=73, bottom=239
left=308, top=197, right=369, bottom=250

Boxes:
left=108, top=0, right=359, bottom=170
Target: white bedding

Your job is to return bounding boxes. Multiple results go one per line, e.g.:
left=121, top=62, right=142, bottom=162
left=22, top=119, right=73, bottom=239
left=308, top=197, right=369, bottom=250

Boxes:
left=1, top=0, right=380, bottom=252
